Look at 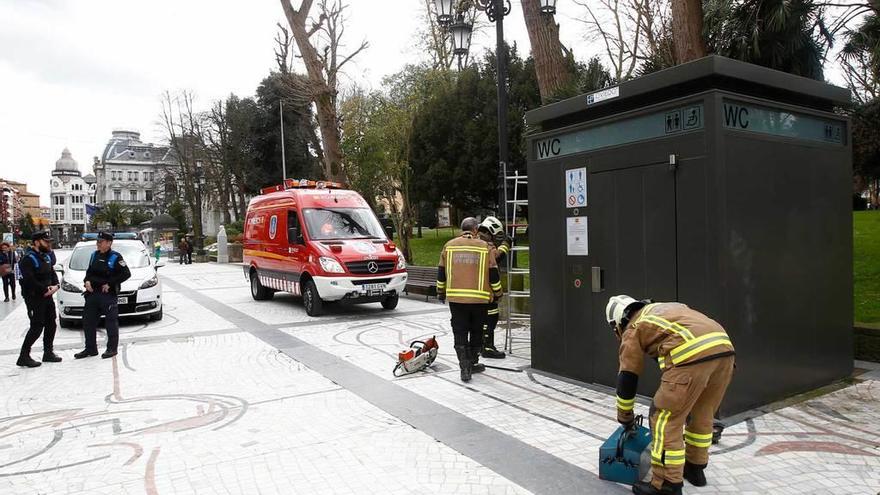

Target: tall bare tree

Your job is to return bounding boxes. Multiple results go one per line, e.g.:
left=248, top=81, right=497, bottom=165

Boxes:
left=670, top=0, right=706, bottom=63
left=279, top=0, right=368, bottom=183
left=159, top=90, right=208, bottom=242
left=521, top=0, right=574, bottom=101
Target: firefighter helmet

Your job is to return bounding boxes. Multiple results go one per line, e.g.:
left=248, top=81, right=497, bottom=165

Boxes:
left=606, top=295, right=648, bottom=337
left=480, top=216, right=504, bottom=237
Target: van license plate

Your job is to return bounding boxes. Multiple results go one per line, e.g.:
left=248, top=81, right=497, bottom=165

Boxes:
left=362, top=283, right=386, bottom=291
left=117, top=297, right=128, bottom=305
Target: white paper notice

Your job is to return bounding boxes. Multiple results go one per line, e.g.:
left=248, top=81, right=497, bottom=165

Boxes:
left=565, top=167, right=587, bottom=208
left=566, top=216, right=589, bottom=256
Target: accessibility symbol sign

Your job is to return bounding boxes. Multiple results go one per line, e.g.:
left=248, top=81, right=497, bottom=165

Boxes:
left=565, top=167, right=587, bottom=208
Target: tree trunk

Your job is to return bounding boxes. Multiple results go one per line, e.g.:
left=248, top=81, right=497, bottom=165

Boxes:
left=520, top=0, right=572, bottom=102
left=671, top=0, right=707, bottom=64
left=280, top=0, right=347, bottom=183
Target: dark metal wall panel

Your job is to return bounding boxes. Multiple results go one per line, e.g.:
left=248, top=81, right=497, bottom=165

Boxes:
left=527, top=157, right=569, bottom=378
left=715, top=133, right=853, bottom=414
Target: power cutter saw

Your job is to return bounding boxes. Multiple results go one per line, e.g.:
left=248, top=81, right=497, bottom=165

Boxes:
left=393, top=336, right=439, bottom=377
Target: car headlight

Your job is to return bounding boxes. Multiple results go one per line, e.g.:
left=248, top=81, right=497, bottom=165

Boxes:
left=319, top=256, right=345, bottom=273
left=139, top=275, right=159, bottom=289
left=397, top=254, right=406, bottom=270
left=61, top=280, right=82, bottom=293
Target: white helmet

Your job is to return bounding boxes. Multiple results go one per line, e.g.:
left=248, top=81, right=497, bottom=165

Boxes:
left=480, top=216, right=504, bottom=237
left=606, top=294, right=650, bottom=337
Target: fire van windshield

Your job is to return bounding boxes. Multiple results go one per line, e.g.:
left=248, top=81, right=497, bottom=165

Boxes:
left=302, top=208, right=387, bottom=241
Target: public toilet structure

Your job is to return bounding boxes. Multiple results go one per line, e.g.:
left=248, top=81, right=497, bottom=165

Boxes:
left=525, top=56, right=852, bottom=416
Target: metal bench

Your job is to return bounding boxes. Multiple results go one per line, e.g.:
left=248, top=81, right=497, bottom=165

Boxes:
left=404, top=265, right=437, bottom=301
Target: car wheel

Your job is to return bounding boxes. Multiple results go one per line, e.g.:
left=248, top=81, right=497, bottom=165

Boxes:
left=250, top=270, right=273, bottom=301
left=381, top=294, right=399, bottom=310
left=151, top=306, right=164, bottom=321
left=303, top=280, right=323, bottom=316
left=59, top=317, right=75, bottom=329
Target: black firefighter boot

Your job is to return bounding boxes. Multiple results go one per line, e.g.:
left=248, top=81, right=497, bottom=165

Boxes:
left=632, top=480, right=683, bottom=495
left=683, top=462, right=707, bottom=487
left=481, top=325, right=506, bottom=359
left=454, top=345, right=472, bottom=382
left=470, top=346, right=485, bottom=374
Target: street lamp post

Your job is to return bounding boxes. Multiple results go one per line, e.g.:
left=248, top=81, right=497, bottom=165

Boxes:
left=434, top=0, right=555, bottom=224
left=195, top=162, right=206, bottom=256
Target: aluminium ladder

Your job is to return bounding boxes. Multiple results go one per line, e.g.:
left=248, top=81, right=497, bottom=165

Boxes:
left=502, top=163, right=530, bottom=354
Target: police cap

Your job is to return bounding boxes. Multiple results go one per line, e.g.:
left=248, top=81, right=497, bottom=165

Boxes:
left=97, top=231, right=114, bottom=241
left=31, top=230, right=53, bottom=242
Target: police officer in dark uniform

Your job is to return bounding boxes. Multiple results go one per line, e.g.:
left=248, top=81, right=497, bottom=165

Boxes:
left=75, top=232, right=131, bottom=359
left=17, top=231, right=62, bottom=367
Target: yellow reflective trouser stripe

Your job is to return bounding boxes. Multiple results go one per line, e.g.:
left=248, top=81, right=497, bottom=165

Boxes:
left=663, top=449, right=686, bottom=466
left=616, top=396, right=635, bottom=411
left=491, top=282, right=502, bottom=291
left=498, top=245, right=509, bottom=253
left=684, top=430, right=713, bottom=448
left=652, top=409, right=671, bottom=465
left=669, top=332, right=732, bottom=365
left=436, top=281, right=446, bottom=288
left=487, top=308, right=500, bottom=315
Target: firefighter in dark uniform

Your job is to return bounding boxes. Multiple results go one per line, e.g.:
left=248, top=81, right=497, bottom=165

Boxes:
left=17, top=231, right=62, bottom=367
left=75, top=232, right=131, bottom=359
left=476, top=216, right=511, bottom=359
left=437, top=217, right=504, bottom=382
left=606, top=295, right=735, bottom=495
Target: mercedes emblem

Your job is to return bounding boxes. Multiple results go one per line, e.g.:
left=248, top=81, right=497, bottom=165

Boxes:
left=367, top=261, right=379, bottom=273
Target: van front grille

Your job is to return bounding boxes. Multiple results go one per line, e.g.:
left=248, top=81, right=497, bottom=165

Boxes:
left=345, top=260, right=395, bottom=275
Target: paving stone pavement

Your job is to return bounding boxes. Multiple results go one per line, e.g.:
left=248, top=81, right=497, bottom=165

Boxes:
left=1, top=260, right=879, bottom=494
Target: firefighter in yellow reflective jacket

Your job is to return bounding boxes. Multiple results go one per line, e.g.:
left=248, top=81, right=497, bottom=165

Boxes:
left=606, top=295, right=735, bottom=495
left=438, top=217, right=504, bottom=382
left=477, top=216, right=510, bottom=359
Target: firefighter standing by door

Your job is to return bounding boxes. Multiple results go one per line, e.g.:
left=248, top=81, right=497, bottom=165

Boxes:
left=75, top=232, right=131, bottom=360
left=437, top=217, right=504, bottom=382
left=476, top=216, right=510, bottom=359
left=17, top=231, right=62, bottom=367
left=606, top=295, right=735, bottom=495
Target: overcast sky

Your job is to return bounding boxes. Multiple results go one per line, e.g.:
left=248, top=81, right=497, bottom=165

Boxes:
left=0, top=0, right=849, bottom=206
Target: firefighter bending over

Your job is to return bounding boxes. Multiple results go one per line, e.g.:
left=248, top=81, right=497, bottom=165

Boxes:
left=607, top=295, right=735, bottom=495
left=476, top=216, right=510, bottom=359
left=437, top=217, right=504, bottom=382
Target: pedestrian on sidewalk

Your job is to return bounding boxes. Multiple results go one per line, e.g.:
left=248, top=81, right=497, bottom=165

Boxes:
left=0, top=242, right=16, bottom=302
left=17, top=231, right=62, bottom=367
left=153, top=240, right=161, bottom=263
left=75, top=232, right=131, bottom=360
left=185, top=236, right=194, bottom=264
left=606, top=296, right=735, bottom=495
left=437, top=217, right=504, bottom=382
left=178, top=237, right=188, bottom=265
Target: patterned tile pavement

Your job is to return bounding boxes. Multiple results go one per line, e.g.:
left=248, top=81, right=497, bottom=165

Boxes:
left=1, top=259, right=878, bottom=494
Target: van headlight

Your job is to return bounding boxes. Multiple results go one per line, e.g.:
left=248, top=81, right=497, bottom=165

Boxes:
left=140, top=275, right=159, bottom=289
left=319, top=257, right=345, bottom=273
left=61, top=280, right=82, bottom=293
left=397, top=255, right=406, bottom=270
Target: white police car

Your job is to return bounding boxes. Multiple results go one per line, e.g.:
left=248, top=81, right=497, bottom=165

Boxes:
left=56, top=239, right=165, bottom=327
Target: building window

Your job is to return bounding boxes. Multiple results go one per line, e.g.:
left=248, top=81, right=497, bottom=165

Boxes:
left=130, top=190, right=138, bottom=201
left=133, top=172, right=138, bottom=182
left=55, top=209, right=64, bottom=221
left=114, top=190, right=121, bottom=201
left=145, top=190, right=153, bottom=201
left=54, top=196, right=65, bottom=205
left=73, top=209, right=83, bottom=221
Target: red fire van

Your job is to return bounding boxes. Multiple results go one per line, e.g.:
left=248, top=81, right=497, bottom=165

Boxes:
left=243, top=179, right=408, bottom=316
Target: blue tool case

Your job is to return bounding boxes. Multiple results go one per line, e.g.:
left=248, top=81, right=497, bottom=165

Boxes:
left=599, top=415, right=652, bottom=485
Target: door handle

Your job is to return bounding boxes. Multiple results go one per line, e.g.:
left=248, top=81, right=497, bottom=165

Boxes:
left=591, top=266, right=604, bottom=293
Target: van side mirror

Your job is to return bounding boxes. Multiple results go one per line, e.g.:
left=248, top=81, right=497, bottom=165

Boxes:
left=54, top=263, right=64, bottom=274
